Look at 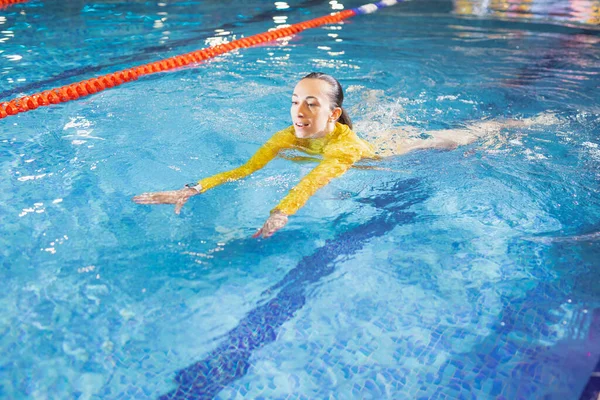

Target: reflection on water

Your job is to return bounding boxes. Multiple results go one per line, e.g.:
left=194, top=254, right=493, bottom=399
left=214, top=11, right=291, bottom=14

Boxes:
left=454, top=0, right=600, bottom=25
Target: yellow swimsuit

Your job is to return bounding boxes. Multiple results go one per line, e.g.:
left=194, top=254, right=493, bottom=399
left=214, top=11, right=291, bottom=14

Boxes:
left=197, top=122, right=377, bottom=215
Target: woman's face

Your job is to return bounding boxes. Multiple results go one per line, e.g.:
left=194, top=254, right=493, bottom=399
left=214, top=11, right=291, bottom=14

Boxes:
left=290, top=78, right=341, bottom=139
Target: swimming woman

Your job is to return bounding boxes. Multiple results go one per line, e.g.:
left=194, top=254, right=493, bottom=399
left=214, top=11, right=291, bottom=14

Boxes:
left=133, top=72, right=555, bottom=238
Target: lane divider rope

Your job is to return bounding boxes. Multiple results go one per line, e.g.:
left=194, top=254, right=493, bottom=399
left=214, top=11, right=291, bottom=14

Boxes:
left=0, top=0, right=401, bottom=120
left=0, top=0, right=28, bottom=9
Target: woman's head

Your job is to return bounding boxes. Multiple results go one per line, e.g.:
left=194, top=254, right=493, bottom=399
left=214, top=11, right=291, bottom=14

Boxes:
left=290, top=72, right=352, bottom=139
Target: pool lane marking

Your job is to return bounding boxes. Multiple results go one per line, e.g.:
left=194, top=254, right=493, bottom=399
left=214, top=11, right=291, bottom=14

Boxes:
left=0, top=0, right=27, bottom=9
left=159, top=178, right=425, bottom=399
left=0, top=0, right=403, bottom=121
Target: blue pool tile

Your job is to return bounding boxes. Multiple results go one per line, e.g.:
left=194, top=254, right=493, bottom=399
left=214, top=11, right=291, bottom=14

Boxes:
left=490, top=379, right=504, bottom=396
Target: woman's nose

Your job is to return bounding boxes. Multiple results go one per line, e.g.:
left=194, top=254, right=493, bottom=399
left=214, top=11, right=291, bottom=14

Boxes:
left=297, top=103, right=308, bottom=115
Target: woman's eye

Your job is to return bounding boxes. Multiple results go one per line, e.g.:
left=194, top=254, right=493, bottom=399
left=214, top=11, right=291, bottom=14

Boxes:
left=307, top=103, right=316, bottom=107
left=291, top=101, right=298, bottom=105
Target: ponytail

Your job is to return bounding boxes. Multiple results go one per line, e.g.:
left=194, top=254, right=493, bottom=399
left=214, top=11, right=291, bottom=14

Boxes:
left=338, top=108, right=352, bottom=129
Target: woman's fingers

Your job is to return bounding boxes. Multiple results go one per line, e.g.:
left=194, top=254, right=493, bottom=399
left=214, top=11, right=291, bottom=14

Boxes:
left=262, top=229, right=275, bottom=238
left=253, top=227, right=273, bottom=238
left=174, top=197, right=187, bottom=214
left=254, top=212, right=288, bottom=238
left=133, top=188, right=200, bottom=216
left=252, top=229, right=263, bottom=238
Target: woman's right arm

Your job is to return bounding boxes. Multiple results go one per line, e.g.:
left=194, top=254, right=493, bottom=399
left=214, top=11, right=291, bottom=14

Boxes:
left=132, top=128, right=294, bottom=213
left=198, top=129, right=293, bottom=192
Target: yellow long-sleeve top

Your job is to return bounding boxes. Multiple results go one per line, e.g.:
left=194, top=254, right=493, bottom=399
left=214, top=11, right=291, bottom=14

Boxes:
left=197, top=122, right=377, bottom=215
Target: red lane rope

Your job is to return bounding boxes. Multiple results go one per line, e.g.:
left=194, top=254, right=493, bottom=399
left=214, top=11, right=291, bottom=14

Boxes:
left=0, top=9, right=356, bottom=120
left=0, top=0, right=28, bottom=9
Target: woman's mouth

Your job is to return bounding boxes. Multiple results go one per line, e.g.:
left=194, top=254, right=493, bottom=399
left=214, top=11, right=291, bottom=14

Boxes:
left=295, top=122, right=310, bottom=128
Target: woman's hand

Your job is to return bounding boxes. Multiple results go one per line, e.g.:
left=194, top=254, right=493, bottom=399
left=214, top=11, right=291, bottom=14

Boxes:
left=253, top=211, right=288, bottom=238
left=132, top=187, right=200, bottom=214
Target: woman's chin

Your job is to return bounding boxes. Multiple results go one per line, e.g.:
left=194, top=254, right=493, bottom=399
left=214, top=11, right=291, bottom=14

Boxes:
left=294, top=129, right=312, bottom=139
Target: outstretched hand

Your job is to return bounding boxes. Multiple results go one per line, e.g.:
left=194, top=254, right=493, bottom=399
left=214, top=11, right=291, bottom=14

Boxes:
left=253, top=211, right=288, bottom=239
left=132, top=187, right=200, bottom=214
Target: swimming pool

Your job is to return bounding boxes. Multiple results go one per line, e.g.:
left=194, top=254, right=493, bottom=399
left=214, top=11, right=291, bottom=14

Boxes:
left=1, top=0, right=599, bottom=398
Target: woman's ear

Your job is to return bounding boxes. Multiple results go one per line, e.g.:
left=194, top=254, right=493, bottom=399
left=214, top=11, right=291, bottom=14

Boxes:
left=330, top=107, right=342, bottom=121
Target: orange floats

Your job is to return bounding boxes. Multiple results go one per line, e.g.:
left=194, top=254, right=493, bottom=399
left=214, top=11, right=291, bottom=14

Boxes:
left=0, top=9, right=361, bottom=120
left=0, top=0, right=28, bottom=9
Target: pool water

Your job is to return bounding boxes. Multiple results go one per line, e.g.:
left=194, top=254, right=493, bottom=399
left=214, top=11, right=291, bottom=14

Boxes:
left=1, top=0, right=600, bottom=399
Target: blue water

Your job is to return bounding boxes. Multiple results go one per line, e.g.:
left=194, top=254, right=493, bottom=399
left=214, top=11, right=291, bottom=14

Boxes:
left=1, top=0, right=600, bottom=399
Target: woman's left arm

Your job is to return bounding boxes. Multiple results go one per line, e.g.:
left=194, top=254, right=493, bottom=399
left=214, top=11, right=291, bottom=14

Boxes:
left=253, top=152, right=357, bottom=238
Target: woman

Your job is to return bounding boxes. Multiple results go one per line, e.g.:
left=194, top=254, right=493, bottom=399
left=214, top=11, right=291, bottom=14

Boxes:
left=133, top=72, right=555, bottom=238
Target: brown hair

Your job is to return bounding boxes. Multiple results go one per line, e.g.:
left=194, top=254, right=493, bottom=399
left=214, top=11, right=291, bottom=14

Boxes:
left=302, top=72, right=352, bottom=129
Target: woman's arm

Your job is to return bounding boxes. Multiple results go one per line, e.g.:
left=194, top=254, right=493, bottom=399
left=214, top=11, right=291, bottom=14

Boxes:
left=253, top=133, right=368, bottom=238
left=133, top=129, right=294, bottom=213
left=198, top=134, right=288, bottom=192
left=253, top=157, right=355, bottom=238
left=274, top=157, right=354, bottom=215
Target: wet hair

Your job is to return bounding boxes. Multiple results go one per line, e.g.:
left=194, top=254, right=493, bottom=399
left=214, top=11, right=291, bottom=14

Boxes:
left=302, top=72, right=352, bottom=129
